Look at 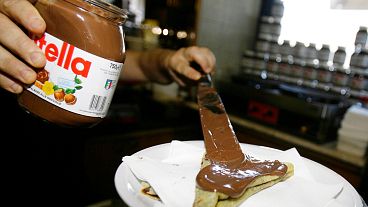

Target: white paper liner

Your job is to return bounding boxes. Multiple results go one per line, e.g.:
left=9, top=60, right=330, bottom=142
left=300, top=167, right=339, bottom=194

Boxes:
left=122, top=140, right=345, bottom=207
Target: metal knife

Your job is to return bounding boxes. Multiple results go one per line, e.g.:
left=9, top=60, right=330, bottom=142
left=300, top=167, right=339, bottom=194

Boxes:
left=195, top=66, right=243, bottom=162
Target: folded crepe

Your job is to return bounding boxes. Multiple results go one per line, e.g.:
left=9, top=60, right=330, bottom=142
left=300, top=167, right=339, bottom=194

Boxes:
left=193, top=155, right=294, bottom=207
left=137, top=154, right=294, bottom=207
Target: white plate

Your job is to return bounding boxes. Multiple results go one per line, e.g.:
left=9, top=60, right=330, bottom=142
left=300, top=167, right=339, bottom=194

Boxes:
left=114, top=141, right=363, bottom=207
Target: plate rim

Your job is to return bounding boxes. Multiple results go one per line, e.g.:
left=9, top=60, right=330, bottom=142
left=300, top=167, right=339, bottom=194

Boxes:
left=114, top=140, right=362, bottom=207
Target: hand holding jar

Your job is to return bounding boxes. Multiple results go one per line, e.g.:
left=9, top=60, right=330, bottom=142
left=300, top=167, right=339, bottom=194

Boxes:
left=0, top=0, right=46, bottom=94
left=0, top=0, right=217, bottom=127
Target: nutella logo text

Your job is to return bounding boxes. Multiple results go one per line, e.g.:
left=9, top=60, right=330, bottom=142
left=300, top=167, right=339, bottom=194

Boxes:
left=33, top=34, right=91, bottom=78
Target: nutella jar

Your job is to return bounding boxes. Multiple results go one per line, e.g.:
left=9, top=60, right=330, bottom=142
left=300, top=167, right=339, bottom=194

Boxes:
left=267, top=54, right=281, bottom=73
left=290, top=59, right=304, bottom=78
left=254, top=52, right=268, bottom=71
left=318, top=44, right=331, bottom=64
left=351, top=48, right=368, bottom=69
left=349, top=68, right=368, bottom=91
left=316, top=64, right=333, bottom=83
left=332, top=66, right=351, bottom=87
left=332, top=46, right=347, bottom=67
left=255, top=34, right=272, bottom=53
left=303, top=62, right=318, bottom=80
left=279, top=40, right=293, bottom=58
left=354, top=26, right=368, bottom=51
left=278, top=56, right=293, bottom=76
left=241, top=50, right=256, bottom=69
left=18, top=0, right=127, bottom=127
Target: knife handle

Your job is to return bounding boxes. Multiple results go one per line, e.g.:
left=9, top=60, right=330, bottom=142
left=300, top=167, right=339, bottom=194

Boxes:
left=190, top=62, right=212, bottom=87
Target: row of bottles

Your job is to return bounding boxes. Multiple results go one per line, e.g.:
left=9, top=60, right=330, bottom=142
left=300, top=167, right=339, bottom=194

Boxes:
left=241, top=49, right=368, bottom=99
left=250, top=0, right=368, bottom=101
left=256, top=0, right=284, bottom=44
left=254, top=37, right=358, bottom=68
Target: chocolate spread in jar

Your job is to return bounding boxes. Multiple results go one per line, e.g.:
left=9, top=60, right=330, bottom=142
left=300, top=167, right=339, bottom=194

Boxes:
left=196, top=86, right=288, bottom=198
left=17, top=0, right=127, bottom=127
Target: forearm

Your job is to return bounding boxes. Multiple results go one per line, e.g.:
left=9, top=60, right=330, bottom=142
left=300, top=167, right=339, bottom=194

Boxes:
left=120, top=49, right=175, bottom=84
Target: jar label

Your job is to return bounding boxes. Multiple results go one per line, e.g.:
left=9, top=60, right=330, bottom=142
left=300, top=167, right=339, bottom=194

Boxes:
left=27, top=32, right=123, bottom=118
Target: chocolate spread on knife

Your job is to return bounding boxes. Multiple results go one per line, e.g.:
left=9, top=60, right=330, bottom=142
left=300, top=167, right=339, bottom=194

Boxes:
left=17, top=0, right=127, bottom=127
left=196, top=86, right=288, bottom=198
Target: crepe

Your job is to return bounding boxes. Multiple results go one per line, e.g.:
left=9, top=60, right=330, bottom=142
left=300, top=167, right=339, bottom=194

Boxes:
left=140, top=181, right=161, bottom=201
left=137, top=156, right=294, bottom=207
left=193, top=156, right=294, bottom=207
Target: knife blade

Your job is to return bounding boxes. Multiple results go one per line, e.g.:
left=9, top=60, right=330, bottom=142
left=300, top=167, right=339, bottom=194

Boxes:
left=196, top=69, right=243, bottom=162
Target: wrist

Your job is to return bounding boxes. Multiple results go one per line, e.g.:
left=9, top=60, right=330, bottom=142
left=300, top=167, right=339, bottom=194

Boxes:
left=161, top=49, right=175, bottom=71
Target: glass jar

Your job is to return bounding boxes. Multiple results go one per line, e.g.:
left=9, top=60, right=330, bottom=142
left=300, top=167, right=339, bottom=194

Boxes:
left=349, top=68, right=368, bottom=91
left=18, top=0, right=127, bottom=127
left=318, top=44, right=331, bottom=64
left=290, top=59, right=305, bottom=78
left=254, top=52, right=268, bottom=71
left=255, top=34, right=272, bottom=53
left=269, top=36, right=281, bottom=59
left=354, top=26, right=368, bottom=52
left=351, top=48, right=368, bottom=69
left=316, top=64, right=333, bottom=83
left=278, top=56, right=293, bottom=76
left=305, top=43, right=318, bottom=64
left=267, top=54, right=281, bottom=73
left=332, top=66, right=351, bottom=87
left=332, top=46, right=347, bottom=67
left=280, top=40, right=293, bottom=58
left=259, top=16, right=273, bottom=35
left=271, top=0, right=284, bottom=17
left=241, top=50, right=256, bottom=69
left=303, top=62, right=318, bottom=81
left=293, top=41, right=307, bottom=62
left=270, top=17, right=282, bottom=38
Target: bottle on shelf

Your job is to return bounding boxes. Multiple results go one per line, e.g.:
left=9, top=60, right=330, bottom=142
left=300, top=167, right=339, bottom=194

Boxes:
left=331, top=66, right=351, bottom=96
left=271, top=0, right=284, bottom=17
left=353, top=48, right=368, bottom=69
left=270, top=17, right=282, bottom=39
left=289, top=58, right=304, bottom=84
left=279, top=40, right=293, bottom=58
left=293, top=41, right=307, bottom=63
left=332, top=46, right=347, bottom=67
left=269, top=36, right=281, bottom=59
left=318, top=44, right=331, bottom=66
left=349, top=68, right=368, bottom=91
left=331, top=66, right=351, bottom=90
left=255, top=33, right=272, bottom=53
left=254, top=51, right=269, bottom=73
left=259, top=16, right=274, bottom=36
left=354, top=26, right=368, bottom=53
left=305, top=43, right=318, bottom=65
left=241, top=50, right=256, bottom=72
left=316, top=64, right=334, bottom=87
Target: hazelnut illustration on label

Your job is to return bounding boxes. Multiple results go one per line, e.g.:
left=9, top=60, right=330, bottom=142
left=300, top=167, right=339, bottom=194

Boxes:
left=27, top=32, right=123, bottom=118
left=35, top=68, right=82, bottom=105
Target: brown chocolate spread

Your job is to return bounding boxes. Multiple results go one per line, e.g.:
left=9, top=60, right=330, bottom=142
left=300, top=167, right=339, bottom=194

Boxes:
left=196, top=86, right=288, bottom=198
left=17, top=0, right=127, bottom=127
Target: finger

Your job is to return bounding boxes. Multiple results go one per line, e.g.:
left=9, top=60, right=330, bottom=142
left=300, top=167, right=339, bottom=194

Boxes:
left=0, top=13, right=46, bottom=68
left=195, top=47, right=216, bottom=74
left=0, top=73, right=24, bottom=94
left=174, top=60, right=203, bottom=80
left=185, top=47, right=215, bottom=74
left=0, top=45, right=37, bottom=84
left=0, top=0, right=46, bottom=34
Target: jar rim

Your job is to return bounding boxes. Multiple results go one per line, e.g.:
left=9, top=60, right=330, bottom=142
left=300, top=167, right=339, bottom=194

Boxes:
left=84, top=0, right=127, bottom=18
left=60, top=0, right=128, bottom=24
